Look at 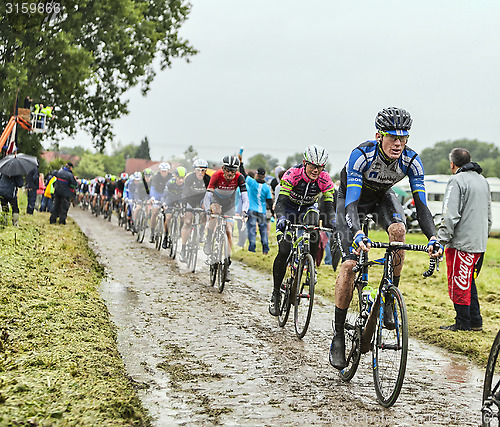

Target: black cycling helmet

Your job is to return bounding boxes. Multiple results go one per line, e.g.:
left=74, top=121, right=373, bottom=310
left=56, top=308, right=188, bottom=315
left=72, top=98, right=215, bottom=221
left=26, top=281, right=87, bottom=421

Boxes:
left=375, top=107, right=413, bottom=136
left=222, top=155, right=240, bottom=171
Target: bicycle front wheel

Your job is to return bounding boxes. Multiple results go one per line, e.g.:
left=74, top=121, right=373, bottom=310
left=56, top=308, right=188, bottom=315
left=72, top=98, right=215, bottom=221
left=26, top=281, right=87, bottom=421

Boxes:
left=155, top=214, right=164, bottom=251
left=372, top=285, right=408, bottom=407
left=340, top=280, right=363, bottom=382
left=293, top=253, right=315, bottom=339
left=278, top=257, right=295, bottom=328
left=217, top=232, right=229, bottom=293
left=169, top=217, right=179, bottom=259
left=136, top=211, right=145, bottom=242
left=483, top=330, right=500, bottom=426
left=187, top=227, right=199, bottom=273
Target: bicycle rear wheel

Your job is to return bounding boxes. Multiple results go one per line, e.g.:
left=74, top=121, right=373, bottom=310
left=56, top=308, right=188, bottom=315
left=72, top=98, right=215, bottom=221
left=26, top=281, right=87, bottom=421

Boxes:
left=340, top=280, right=363, bottom=382
left=482, top=330, right=500, bottom=426
left=294, top=253, right=315, bottom=339
left=372, top=285, right=408, bottom=407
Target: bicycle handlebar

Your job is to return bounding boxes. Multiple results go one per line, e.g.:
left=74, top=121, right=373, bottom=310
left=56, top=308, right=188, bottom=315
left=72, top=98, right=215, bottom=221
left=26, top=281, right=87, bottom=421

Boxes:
left=354, top=241, right=439, bottom=277
left=289, top=224, right=333, bottom=233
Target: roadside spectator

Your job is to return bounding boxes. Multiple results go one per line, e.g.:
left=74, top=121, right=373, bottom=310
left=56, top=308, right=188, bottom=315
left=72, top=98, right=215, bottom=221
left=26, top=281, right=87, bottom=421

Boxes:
left=23, top=96, right=33, bottom=109
left=270, top=166, right=285, bottom=196
left=0, top=173, right=24, bottom=226
left=246, top=167, right=273, bottom=254
left=25, top=164, right=39, bottom=214
left=36, top=172, right=45, bottom=210
left=49, top=162, right=78, bottom=225
left=40, top=171, right=57, bottom=212
left=437, top=148, right=491, bottom=332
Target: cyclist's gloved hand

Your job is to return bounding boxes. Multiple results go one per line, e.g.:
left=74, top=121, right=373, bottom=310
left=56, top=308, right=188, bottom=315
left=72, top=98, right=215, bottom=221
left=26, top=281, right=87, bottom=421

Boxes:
left=427, top=237, right=444, bottom=257
left=352, top=232, right=371, bottom=252
left=276, top=216, right=287, bottom=232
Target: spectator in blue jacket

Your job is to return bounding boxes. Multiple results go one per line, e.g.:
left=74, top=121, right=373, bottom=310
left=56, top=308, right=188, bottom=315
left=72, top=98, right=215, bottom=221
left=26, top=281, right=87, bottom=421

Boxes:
left=246, top=167, right=273, bottom=254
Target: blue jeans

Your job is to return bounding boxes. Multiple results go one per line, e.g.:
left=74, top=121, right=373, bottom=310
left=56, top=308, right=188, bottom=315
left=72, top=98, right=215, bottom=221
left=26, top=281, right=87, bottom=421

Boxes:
left=247, top=210, right=269, bottom=253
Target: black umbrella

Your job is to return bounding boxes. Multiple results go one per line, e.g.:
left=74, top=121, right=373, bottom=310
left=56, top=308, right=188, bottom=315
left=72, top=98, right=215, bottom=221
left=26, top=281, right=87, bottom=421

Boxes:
left=0, top=153, right=38, bottom=176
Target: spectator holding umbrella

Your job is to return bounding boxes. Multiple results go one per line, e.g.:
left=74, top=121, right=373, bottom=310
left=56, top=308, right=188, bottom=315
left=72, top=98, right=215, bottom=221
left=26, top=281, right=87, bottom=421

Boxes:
left=0, top=152, right=39, bottom=226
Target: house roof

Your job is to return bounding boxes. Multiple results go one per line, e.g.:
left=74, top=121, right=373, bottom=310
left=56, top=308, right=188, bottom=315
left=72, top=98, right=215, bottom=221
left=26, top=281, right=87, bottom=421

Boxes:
left=125, top=159, right=160, bottom=175
left=40, top=151, right=80, bottom=165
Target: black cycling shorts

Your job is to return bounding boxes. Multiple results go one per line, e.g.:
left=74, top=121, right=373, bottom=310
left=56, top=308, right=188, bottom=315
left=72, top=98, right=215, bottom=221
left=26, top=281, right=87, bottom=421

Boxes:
left=336, top=189, right=406, bottom=261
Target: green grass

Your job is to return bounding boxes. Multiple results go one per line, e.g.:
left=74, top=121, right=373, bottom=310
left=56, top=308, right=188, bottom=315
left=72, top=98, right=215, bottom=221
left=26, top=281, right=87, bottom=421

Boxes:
left=0, top=208, right=150, bottom=425
left=233, top=226, right=500, bottom=367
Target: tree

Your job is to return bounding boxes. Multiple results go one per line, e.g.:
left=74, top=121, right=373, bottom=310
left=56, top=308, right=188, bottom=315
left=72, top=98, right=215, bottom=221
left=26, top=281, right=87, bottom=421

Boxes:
left=75, top=154, right=106, bottom=179
left=420, top=139, right=500, bottom=175
left=135, top=137, right=151, bottom=160
left=0, top=0, right=197, bottom=153
left=285, top=152, right=303, bottom=169
left=184, top=145, right=198, bottom=167
left=247, top=153, right=279, bottom=173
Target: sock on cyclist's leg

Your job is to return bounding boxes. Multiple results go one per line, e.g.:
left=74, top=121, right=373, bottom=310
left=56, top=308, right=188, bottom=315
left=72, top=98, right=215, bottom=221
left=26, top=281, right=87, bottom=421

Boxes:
left=393, top=276, right=400, bottom=287
left=334, top=306, right=348, bottom=336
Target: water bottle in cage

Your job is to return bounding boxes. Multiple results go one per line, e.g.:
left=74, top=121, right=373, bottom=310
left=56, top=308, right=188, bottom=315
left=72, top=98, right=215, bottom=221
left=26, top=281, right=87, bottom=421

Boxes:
left=362, top=286, right=376, bottom=316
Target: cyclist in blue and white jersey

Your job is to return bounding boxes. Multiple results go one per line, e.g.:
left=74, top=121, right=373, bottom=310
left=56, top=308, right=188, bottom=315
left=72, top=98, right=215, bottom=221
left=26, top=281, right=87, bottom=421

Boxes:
left=329, top=107, right=443, bottom=370
left=149, top=162, right=172, bottom=243
left=161, top=166, right=187, bottom=249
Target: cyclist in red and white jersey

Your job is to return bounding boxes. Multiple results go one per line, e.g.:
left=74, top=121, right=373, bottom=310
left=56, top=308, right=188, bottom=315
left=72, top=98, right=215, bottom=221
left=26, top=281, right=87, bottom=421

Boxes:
left=203, top=155, right=248, bottom=277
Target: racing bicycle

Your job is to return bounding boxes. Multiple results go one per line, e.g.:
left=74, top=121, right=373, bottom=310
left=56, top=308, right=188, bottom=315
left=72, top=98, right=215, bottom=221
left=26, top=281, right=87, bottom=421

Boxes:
left=339, top=214, right=438, bottom=407
left=184, top=207, right=206, bottom=273
left=278, top=222, right=332, bottom=339
left=207, top=214, right=243, bottom=293
left=482, top=329, right=500, bottom=426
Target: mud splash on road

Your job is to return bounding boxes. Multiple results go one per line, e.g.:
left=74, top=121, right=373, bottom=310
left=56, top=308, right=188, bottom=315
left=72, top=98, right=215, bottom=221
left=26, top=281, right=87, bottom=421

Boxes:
left=71, top=209, right=484, bottom=426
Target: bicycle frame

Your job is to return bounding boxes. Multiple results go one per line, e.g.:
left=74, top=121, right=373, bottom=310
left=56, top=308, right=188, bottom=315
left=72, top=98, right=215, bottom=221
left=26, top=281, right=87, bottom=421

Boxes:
left=341, top=215, right=438, bottom=407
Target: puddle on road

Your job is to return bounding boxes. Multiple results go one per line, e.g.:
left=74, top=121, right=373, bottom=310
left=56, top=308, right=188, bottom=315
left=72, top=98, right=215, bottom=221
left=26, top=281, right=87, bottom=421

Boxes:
left=71, top=209, right=486, bottom=426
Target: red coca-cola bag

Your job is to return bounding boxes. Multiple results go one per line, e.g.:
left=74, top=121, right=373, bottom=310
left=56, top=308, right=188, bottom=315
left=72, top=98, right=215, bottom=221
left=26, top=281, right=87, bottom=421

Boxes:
left=445, top=248, right=484, bottom=305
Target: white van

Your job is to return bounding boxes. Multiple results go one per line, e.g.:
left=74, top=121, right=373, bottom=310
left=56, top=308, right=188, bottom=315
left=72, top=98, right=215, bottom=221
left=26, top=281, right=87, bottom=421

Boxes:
left=393, top=174, right=500, bottom=232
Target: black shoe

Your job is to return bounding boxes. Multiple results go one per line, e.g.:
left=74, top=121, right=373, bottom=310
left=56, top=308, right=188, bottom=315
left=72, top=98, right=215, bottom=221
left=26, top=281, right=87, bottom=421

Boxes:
left=384, top=298, right=396, bottom=330
left=268, top=292, right=280, bottom=316
left=162, top=235, right=169, bottom=249
left=439, top=323, right=470, bottom=331
left=329, top=333, right=347, bottom=370
left=149, top=234, right=155, bottom=243
left=225, top=270, right=231, bottom=282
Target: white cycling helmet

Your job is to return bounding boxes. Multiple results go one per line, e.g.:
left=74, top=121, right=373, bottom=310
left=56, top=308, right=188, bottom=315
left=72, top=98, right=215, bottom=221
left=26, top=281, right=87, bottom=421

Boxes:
left=159, top=162, right=171, bottom=172
left=193, top=158, right=209, bottom=169
left=303, top=145, right=329, bottom=167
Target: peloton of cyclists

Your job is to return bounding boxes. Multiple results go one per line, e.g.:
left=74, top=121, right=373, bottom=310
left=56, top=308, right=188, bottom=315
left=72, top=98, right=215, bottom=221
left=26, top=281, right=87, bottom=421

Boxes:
left=328, top=106, right=443, bottom=370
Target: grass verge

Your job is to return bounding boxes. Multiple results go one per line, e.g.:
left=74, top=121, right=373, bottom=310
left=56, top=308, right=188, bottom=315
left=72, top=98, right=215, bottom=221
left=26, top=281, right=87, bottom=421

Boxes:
left=0, top=210, right=150, bottom=426
left=232, top=227, right=500, bottom=367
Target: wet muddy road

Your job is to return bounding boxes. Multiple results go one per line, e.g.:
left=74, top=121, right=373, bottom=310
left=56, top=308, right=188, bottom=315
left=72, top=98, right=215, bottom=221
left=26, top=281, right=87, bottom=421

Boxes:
left=71, top=209, right=484, bottom=426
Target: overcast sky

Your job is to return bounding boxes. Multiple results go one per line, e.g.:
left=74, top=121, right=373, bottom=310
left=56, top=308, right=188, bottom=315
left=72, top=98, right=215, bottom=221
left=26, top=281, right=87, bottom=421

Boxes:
left=67, top=0, right=500, bottom=174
